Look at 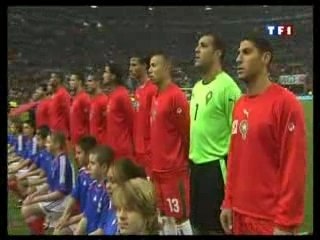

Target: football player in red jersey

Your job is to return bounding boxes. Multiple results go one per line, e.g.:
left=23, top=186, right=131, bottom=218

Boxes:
left=148, top=52, right=192, bottom=235
left=103, top=63, right=134, bottom=160
left=68, top=72, right=91, bottom=149
left=86, top=73, right=108, bottom=145
left=129, top=55, right=157, bottom=176
left=220, top=36, right=307, bottom=235
left=48, top=73, right=71, bottom=138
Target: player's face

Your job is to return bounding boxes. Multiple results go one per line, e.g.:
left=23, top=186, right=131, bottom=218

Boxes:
left=46, top=135, right=54, bottom=153
left=47, top=83, right=53, bottom=95
left=148, top=55, right=168, bottom=84
left=69, top=74, right=78, bottom=91
left=22, top=123, right=33, bottom=137
left=195, top=35, right=215, bottom=68
left=75, top=145, right=87, bottom=168
left=236, top=40, right=265, bottom=81
left=49, top=74, right=58, bottom=90
left=129, top=58, right=144, bottom=80
left=36, top=132, right=46, bottom=148
left=103, top=66, right=113, bottom=85
left=117, top=206, right=145, bottom=235
left=33, top=88, right=43, bottom=101
left=88, top=153, right=107, bottom=180
left=106, top=167, right=118, bottom=196
left=86, top=77, right=97, bottom=94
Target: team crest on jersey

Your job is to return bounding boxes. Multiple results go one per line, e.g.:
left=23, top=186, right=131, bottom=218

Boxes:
left=239, top=120, right=249, bottom=140
left=176, top=107, right=182, bottom=114
left=206, top=91, right=213, bottom=105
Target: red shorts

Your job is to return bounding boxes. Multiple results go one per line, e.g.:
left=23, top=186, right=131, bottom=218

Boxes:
left=233, top=211, right=274, bottom=235
left=152, top=170, right=190, bottom=220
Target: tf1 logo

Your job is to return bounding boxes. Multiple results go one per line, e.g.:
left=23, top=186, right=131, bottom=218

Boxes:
left=266, top=25, right=294, bottom=36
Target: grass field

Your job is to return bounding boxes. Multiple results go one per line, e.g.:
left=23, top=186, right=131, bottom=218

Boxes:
left=7, top=100, right=313, bottom=235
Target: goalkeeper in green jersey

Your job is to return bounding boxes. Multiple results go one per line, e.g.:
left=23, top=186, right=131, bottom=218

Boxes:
left=189, top=33, right=242, bottom=234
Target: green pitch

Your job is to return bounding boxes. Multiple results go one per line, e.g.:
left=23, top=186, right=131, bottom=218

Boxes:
left=7, top=100, right=314, bottom=235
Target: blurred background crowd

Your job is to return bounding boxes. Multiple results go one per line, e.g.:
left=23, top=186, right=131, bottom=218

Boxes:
left=8, top=6, right=313, bottom=105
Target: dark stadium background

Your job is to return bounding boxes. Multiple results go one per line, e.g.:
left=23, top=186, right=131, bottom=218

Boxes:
left=7, top=6, right=313, bottom=234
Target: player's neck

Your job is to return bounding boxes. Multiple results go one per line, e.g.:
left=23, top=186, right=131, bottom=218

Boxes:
left=202, top=64, right=222, bottom=84
left=246, top=74, right=272, bottom=96
left=157, top=78, right=171, bottom=92
left=54, top=149, right=65, bottom=157
left=138, top=74, right=149, bottom=86
left=76, top=87, right=83, bottom=95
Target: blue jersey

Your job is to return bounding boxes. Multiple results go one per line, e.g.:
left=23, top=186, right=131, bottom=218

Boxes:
left=22, top=136, right=37, bottom=161
left=98, top=200, right=118, bottom=235
left=34, top=148, right=53, bottom=173
left=71, top=167, right=93, bottom=212
left=47, top=153, right=73, bottom=195
left=8, top=133, right=15, bottom=146
left=14, top=135, right=25, bottom=157
left=84, top=180, right=109, bottom=234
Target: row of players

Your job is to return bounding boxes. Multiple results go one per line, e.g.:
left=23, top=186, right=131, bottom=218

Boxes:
left=9, top=33, right=307, bottom=235
left=8, top=123, right=160, bottom=235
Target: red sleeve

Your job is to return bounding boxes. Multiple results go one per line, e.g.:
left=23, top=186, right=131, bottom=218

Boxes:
left=172, top=90, right=190, bottom=151
left=57, top=90, right=71, bottom=137
left=222, top=100, right=239, bottom=209
left=81, top=94, right=91, bottom=134
left=119, top=91, right=134, bottom=137
left=274, top=95, right=307, bottom=231
left=9, top=101, right=38, bottom=117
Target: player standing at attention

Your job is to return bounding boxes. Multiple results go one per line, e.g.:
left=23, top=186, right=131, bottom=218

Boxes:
left=103, top=63, right=134, bottom=159
left=48, top=73, right=71, bottom=138
left=34, top=84, right=51, bottom=129
left=21, top=132, right=73, bottom=235
left=68, top=72, right=91, bottom=154
left=189, top=33, right=242, bottom=235
left=129, top=55, right=157, bottom=174
left=220, top=36, right=307, bottom=235
left=87, top=73, right=108, bottom=145
left=148, top=52, right=192, bottom=235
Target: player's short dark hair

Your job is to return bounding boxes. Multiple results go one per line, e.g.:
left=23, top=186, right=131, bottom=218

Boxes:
left=130, top=55, right=150, bottom=69
left=106, top=63, right=124, bottom=85
left=51, top=132, right=66, bottom=149
left=90, top=145, right=115, bottom=168
left=112, top=158, right=147, bottom=182
left=241, top=35, right=273, bottom=65
left=11, top=118, right=23, bottom=133
left=149, top=51, right=173, bottom=74
left=202, top=33, right=226, bottom=63
left=51, top=72, right=64, bottom=83
left=77, top=135, right=97, bottom=154
left=71, top=71, right=85, bottom=85
left=37, top=125, right=51, bottom=139
left=23, top=119, right=35, bottom=130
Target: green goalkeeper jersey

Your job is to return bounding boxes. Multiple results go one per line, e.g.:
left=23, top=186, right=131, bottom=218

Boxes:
left=189, top=71, right=242, bottom=164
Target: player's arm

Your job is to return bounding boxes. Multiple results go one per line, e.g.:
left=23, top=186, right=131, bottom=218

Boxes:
left=120, top=92, right=134, bottom=136
left=56, top=195, right=78, bottom=229
left=223, top=85, right=242, bottom=129
left=61, top=175, right=81, bottom=220
left=17, top=167, right=41, bottom=181
left=88, top=197, right=110, bottom=235
left=172, top=92, right=190, bottom=150
left=273, top=96, right=307, bottom=233
left=74, top=215, right=87, bottom=235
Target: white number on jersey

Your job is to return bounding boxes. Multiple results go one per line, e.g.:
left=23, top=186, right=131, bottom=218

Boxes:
left=166, top=198, right=180, bottom=213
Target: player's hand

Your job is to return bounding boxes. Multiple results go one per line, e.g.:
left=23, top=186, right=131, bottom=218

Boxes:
left=220, top=208, right=233, bottom=234
left=55, top=215, right=68, bottom=230
left=23, top=195, right=34, bottom=205
left=273, top=227, right=294, bottom=235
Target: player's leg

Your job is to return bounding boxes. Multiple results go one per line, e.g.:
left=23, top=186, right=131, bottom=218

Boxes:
left=158, top=173, right=193, bottom=235
left=21, top=203, right=46, bottom=234
left=190, top=160, right=225, bottom=234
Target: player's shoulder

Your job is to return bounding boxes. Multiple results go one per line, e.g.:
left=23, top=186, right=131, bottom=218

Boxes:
left=57, top=153, right=68, bottom=162
left=271, top=84, right=303, bottom=110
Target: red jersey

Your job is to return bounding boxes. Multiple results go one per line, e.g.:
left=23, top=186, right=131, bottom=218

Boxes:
left=223, top=84, right=307, bottom=231
left=35, top=98, right=51, bottom=128
left=133, top=80, right=157, bottom=155
left=69, top=90, right=91, bottom=145
left=150, top=83, right=190, bottom=172
left=106, top=86, right=134, bottom=159
left=89, top=93, right=108, bottom=145
left=49, top=87, right=71, bottom=138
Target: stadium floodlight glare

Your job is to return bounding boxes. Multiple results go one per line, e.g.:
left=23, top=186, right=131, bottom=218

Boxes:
left=90, top=5, right=98, bottom=8
left=148, top=7, right=154, bottom=11
left=205, top=6, right=212, bottom=11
